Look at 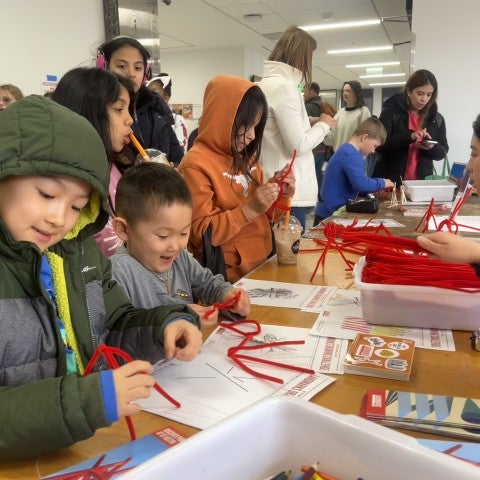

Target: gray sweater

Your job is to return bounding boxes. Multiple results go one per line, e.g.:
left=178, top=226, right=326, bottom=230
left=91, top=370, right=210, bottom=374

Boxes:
left=111, top=248, right=234, bottom=309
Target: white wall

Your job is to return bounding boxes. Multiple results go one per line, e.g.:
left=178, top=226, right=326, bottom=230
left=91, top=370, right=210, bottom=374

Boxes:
left=161, top=46, right=263, bottom=103
left=412, top=0, right=479, bottom=165
left=1, top=0, right=104, bottom=96
left=160, top=45, right=265, bottom=132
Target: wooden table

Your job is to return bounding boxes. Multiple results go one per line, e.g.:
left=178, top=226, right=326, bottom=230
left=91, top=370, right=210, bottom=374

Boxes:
left=312, top=195, right=480, bottom=239
left=2, top=246, right=480, bottom=479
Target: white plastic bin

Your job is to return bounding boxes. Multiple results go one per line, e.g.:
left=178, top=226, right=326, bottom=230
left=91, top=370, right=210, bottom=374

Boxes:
left=403, top=180, right=456, bottom=202
left=118, top=397, right=479, bottom=480
left=354, top=256, right=480, bottom=330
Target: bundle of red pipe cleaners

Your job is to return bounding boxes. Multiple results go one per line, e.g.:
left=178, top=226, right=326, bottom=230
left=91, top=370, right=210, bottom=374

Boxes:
left=305, top=218, right=393, bottom=281
left=306, top=216, right=480, bottom=292
left=361, top=247, right=480, bottom=293
left=339, top=227, right=480, bottom=292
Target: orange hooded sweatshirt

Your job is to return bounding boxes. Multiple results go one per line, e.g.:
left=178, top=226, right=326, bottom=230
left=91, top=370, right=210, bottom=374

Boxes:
left=179, top=75, right=281, bottom=283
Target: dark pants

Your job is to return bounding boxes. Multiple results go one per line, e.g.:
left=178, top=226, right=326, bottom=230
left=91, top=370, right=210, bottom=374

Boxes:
left=314, top=149, right=330, bottom=202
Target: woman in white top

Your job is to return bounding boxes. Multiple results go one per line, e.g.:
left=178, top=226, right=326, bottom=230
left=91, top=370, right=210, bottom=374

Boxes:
left=258, top=26, right=335, bottom=232
left=325, top=81, right=371, bottom=152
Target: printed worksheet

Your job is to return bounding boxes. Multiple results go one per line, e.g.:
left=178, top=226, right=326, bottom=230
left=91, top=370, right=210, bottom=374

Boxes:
left=138, top=324, right=340, bottom=429
left=235, top=278, right=336, bottom=309
left=310, top=289, right=455, bottom=351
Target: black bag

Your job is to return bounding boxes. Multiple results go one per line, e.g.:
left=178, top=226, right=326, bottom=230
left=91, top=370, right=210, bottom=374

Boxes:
left=201, top=224, right=228, bottom=280
left=346, top=197, right=380, bottom=214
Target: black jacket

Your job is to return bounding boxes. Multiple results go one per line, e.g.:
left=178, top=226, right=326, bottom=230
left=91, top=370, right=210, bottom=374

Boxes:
left=304, top=95, right=323, bottom=117
left=373, top=92, right=448, bottom=184
left=133, top=86, right=184, bottom=166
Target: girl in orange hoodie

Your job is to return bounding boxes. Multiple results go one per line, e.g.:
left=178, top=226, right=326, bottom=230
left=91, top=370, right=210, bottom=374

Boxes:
left=179, top=75, right=295, bottom=283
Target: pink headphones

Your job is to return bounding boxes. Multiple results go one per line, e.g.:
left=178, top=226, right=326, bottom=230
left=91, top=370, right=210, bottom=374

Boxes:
left=96, top=37, right=152, bottom=84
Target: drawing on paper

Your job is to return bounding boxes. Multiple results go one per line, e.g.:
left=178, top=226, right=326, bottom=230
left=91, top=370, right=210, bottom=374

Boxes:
left=247, top=287, right=298, bottom=299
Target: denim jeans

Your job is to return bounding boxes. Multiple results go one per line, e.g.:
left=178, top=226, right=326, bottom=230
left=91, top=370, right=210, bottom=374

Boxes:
left=290, top=206, right=307, bottom=233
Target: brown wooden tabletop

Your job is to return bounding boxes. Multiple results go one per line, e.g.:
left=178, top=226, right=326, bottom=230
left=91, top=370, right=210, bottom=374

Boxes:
left=2, top=242, right=480, bottom=479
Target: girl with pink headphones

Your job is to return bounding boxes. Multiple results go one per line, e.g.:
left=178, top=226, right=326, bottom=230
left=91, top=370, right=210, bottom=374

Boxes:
left=97, top=36, right=184, bottom=166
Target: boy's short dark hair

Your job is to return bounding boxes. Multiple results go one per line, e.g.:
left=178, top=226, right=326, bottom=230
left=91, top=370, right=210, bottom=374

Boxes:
left=308, top=82, right=320, bottom=95
left=473, top=114, right=480, bottom=140
left=115, top=163, right=192, bottom=224
left=353, top=117, right=387, bottom=145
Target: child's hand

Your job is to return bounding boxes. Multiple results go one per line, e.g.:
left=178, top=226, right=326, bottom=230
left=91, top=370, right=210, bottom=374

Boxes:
left=243, top=182, right=280, bottom=220
left=269, top=165, right=296, bottom=198
left=417, top=231, right=480, bottom=263
left=188, top=303, right=219, bottom=329
left=384, top=179, right=395, bottom=189
left=223, top=288, right=251, bottom=317
left=163, top=319, right=203, bottom=361
left=113, top=360, right=155, bottom=418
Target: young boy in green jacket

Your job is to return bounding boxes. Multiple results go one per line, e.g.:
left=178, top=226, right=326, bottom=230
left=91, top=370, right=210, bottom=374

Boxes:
left=0, top=95, right=202, bottom=461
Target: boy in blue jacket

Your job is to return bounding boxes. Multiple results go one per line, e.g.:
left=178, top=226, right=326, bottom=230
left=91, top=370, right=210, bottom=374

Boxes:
left=0, top=95, right=202, bottom=461
left=314, top=117, right=395, bottom=224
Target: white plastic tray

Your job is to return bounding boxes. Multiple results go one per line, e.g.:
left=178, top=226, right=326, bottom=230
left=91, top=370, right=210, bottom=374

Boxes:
left=403, top=180, right=456, bottom=202
left=354, top=256, right=480, bottom=330
left=118, top=397, right=479, bottom=480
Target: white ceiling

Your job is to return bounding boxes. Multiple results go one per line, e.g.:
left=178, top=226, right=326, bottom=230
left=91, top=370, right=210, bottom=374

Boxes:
left=118, top=0, right=412, bottom=89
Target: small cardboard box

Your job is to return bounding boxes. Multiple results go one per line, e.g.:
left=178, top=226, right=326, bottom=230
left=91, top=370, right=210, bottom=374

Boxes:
left=354, top=256, right=480, bottom=330
left=403, top=180, right=456, bottom=202
left=118, top=397, right=479, bottom=480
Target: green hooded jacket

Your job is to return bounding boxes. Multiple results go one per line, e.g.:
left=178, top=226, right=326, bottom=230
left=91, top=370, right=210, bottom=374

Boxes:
left=0, top=96, right=200, bottom=461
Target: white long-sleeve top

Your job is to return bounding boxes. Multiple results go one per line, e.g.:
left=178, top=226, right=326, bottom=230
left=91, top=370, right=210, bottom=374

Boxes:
left=258, top=61, right=331, bottom=207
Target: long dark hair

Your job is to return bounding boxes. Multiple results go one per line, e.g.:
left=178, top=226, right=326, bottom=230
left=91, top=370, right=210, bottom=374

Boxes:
left=231, top=85, right=267, bottom=184
left=343, top=81, right=365, bottom=108
left=99, top=36, right=151, bottom=70
left=52, top=67, right=135, bottom=161
left=404, top=69, right=438, bottom=126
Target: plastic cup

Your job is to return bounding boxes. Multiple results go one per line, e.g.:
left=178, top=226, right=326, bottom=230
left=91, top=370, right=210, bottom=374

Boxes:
left=273, top=215, right=302, bottom=265
left=135, top=148, right=169, bottom=165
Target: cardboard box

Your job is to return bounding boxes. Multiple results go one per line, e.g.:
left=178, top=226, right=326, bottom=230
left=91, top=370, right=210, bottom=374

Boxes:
left=118, top=397, right=479, bottom=480
left=354, top=256, right=480, bottom=330
left=403, top=180, right=456, bottom=202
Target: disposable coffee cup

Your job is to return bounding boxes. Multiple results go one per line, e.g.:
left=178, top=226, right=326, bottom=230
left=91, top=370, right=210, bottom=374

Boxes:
left=135, top=148, right=169, bottom=165
left=273, top=215, right=302, bottom=265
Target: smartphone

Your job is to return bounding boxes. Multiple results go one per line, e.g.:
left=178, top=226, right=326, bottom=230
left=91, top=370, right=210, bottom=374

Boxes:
left=423, top=139, right=438, bottom=145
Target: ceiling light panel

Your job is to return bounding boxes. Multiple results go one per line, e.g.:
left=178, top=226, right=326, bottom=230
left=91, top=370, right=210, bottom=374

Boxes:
left=328, top=45, right=393, bottom=54
left=369, top=81, right=406, bottom=86
left=359, top=73, right=406, bottom=78
left=300, top=19, right=380, bottom=31
left=346, top=61, right=401, bottom=68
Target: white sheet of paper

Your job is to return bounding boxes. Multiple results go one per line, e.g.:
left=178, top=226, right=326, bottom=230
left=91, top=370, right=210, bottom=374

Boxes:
left=310, top=289, right=455, bottom=351
left=428, top=215, right=480, bottom=232
left=235, top=278, right=335, bottom=309
left=139, top=324, right=338, bottom=429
